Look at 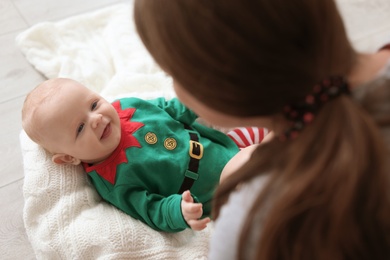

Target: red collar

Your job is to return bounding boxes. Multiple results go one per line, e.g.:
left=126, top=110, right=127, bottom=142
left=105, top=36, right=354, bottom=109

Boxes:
left=83, top=100, right=144, bottom=184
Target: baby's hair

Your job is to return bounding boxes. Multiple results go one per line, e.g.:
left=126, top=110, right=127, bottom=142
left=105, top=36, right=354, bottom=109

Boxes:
left=22, top=78, right=68, bottom=148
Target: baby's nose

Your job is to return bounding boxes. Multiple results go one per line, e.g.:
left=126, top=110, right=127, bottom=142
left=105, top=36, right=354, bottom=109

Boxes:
left=91, top=114, right=103, bottom=128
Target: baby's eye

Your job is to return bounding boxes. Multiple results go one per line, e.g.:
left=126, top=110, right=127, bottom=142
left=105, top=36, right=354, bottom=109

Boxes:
left=91, top=101, right=98, bottom=110
left=77, top=123, right=84, bottom=136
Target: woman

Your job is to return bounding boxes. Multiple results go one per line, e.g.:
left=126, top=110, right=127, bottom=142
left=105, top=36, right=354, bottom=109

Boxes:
left=134, top=0, right=390, bottom=258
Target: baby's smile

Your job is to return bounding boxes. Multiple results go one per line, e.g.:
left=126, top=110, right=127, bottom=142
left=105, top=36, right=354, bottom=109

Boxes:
left=101, top=123, right=112, bottom=140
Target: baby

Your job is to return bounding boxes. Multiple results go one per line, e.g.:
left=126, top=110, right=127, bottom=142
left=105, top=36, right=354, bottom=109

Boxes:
left=22, top=78, right=265, bottom=232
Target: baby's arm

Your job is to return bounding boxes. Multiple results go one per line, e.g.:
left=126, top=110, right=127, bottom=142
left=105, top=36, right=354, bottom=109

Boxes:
left=108, top=187, right=189, bottom=232
left=181, top=190, right=211, bottom=230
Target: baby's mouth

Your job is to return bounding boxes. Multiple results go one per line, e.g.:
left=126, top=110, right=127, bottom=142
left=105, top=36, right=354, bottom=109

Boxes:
left=101, top=123, right=112, bottom=140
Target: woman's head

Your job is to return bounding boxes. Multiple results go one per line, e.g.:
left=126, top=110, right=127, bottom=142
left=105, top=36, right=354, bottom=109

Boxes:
left=134, top=0, right=355, bottom=119
left=135, top=0, right=390, bottom=258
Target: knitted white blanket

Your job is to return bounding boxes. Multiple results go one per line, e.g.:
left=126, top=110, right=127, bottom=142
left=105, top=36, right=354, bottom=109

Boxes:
left=17, top=0, right=390, bottom=259
left=18, top=3, right=212, bottom=259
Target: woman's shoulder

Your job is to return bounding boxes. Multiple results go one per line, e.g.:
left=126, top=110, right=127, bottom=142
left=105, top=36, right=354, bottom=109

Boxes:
left=353, top=54, right=390, bottom=109
left=209, top=175, right=269, bottom=259
left=353, top=56, right=390, bottom=147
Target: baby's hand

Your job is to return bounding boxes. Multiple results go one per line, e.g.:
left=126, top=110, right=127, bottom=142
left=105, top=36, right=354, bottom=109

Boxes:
left=181, top=190, right=211, bottom=231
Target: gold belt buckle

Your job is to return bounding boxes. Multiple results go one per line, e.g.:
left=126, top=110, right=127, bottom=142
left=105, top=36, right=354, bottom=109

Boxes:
left=189, top=140, right=203, bottom=160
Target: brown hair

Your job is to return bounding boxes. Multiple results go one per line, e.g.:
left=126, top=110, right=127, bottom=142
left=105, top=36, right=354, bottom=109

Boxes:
left=134, top=0, right=390, bottom=258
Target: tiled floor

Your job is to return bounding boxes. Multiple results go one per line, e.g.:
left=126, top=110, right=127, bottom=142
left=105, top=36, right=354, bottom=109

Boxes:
left=0, top=0, right=390, bottom=259
left=0, top=0, right=125, bottom=259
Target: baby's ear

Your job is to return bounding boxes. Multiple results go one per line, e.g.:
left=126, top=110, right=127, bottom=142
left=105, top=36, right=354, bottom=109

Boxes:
left=52, top=153, right=81, bottom=165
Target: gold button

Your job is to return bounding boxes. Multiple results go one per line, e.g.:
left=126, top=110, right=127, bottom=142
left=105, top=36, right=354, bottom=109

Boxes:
left=145, top=132, right=158, bottom=144
left=164, top=138, right=177, bottom=150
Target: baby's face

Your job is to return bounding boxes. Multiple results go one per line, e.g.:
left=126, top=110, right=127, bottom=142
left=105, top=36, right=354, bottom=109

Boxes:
left=42, top=80, right=121, bottom=164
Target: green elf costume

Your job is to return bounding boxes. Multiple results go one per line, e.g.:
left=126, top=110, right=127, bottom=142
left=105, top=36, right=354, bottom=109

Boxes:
left=83, top=97, right=239, bottom=232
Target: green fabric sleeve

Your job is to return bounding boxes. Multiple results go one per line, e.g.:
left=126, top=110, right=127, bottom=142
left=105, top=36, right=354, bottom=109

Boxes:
left=109, top=185, right=189, bottom=232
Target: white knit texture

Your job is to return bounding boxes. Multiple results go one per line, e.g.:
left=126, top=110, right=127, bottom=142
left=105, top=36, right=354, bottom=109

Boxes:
left=18, top=2, right=213, bottom=259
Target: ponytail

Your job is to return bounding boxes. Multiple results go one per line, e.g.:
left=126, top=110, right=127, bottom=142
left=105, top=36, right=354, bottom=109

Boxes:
left=214, top=96, right=390, bottom=259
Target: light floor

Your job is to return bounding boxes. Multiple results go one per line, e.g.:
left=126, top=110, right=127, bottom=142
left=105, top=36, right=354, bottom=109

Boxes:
left=0, top=0, right=125, bottom=259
